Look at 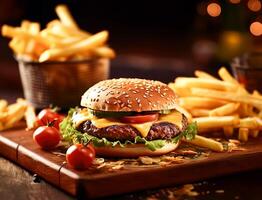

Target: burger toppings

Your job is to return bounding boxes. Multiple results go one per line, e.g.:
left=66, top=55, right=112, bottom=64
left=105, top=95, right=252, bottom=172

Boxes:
left=78, top=117, right=188, bottom=142
left=71, top=108, right=184, bottom=138
left=60, top=108, right=197, bottom=151
left=60, top=78, right=198, bottom=155
left=120, top=113, right=159, bottom=124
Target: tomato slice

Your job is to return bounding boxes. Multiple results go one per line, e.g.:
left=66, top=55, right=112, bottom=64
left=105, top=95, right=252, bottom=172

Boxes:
left=120, top=113, right=159, bottom=124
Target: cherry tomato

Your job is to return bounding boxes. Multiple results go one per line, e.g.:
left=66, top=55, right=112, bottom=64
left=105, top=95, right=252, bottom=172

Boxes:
left=66, top=144, right=95, bottom=170
left=33, top=126, right=61, bottom=149
left=121, top=113, right=159, bottom=124
left=37, top=108, right=64, bottom=130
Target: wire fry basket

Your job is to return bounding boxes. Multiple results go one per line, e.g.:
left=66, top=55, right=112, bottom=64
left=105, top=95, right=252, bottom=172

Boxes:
left=17, top=57, right=110, bottom=109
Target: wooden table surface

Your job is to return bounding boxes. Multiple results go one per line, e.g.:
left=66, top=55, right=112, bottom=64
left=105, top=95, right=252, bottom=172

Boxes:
left=1, top=155, right=262, bottom=200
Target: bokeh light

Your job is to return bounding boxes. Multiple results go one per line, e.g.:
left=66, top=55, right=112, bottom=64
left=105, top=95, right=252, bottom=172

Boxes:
left=247, top=0, right=262, bottom=12
left=250, top=21, right=262, bottom=36
left=207, top=3, right=221, bottom=17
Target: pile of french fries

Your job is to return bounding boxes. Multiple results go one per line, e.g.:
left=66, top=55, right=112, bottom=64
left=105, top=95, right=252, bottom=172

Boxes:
left=0, top=98, right=37, bottom=131
left=169, top=67, right=262, bottom=142
left=1, top=4, right=115, bottom=62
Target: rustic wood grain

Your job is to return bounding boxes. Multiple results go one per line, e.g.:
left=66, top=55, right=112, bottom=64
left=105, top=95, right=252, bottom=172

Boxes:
left=0, top=157, right=73, bottom=200
left=1, top=126, right=262, bottom=199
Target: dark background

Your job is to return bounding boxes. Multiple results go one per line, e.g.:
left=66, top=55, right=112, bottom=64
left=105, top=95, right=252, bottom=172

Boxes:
left=0, top=0, right=261, bottom=96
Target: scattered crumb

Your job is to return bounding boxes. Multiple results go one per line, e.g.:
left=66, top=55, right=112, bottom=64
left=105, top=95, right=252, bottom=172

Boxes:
left=111, top=165, right=124, bottom=170
left=227, top=141, right=246, bottom=152
left=215, top=189, right=225, bottom=194
left=139, top=156, right=161, bottom=165
left=174, top=184, right=199, bottom=197
left=177, top=149, right=198, bottom=155
left=229, top=139, right=241, bottom=145
left=146, top=184, right=198, bottom=200
left=93, top=158, right=105, bottom=165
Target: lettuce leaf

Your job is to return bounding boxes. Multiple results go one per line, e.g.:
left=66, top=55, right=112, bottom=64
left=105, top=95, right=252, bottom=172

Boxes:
left=60, top=108, right=197, bottom=151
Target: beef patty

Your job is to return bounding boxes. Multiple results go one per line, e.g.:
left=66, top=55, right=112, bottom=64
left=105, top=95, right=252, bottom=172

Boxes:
left=77, top=114, right=188, bottom=142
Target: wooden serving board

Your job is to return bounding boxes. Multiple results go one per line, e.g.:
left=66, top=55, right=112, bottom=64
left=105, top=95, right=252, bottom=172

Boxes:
left=1, top=124, right=262, bottom=199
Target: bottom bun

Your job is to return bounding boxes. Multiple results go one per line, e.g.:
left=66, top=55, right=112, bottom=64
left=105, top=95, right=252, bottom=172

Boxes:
left=94, top=142, right=180, bottom=158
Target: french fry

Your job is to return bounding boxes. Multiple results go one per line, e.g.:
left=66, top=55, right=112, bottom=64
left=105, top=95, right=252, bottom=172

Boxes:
left=253, top=90, right=262, bottom=98
left=0, top=100, right=8, bottom=112
left=93, top=46, right=116, bottom=59
left=179, top=97, right=228, bottom=110
left=209, top=103, right=240, bottom=116
left=24, top=22, right=41, bottom=56
left=46, top=21, right=90, bottom=38
left=189, top=109, right=210, bottom=117
left=8, top=21, right=31, bottom=55
left=194, top=70, right=217, bottom=80
left=223, top=126, right=234, bottom=137
left=170, top=66, right=262, bottom=143
left=0, top=112, right=7, bottom=121
left=55, top=4, right=78, bottom=29
left=2, top=102, right=27, bottom=130
left=238, top=128, right=249, bottom=142
left=175, top=77, right=238, bottom=91
left=168, top=84, right=192, bottom=97
left=191, top=88, right=262, bottom=110
left=218, top=67, right=239, bottom=85
left=193, top=116, right=239, bottom=131
left=197, top=127, right=222, bottom=133
left=39, top=30, right=109, bottom=62
left=2, top=25, right=50, bottom=47
left=238, top=117, right=261, bottom=129
left=24, top=105, right=37, bottom=130
left=183, top=135, right=224, bottom=152
left=2, top=4, right=115, bottom=62
left=238, top=103, right=252, bottom=118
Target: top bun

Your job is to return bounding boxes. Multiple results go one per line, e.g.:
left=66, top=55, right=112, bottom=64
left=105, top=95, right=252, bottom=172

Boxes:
left=81, top=78, right=178, bottom=112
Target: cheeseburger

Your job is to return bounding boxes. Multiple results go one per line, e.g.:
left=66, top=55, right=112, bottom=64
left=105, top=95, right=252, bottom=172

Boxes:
left=61, top=78, right=197, bottom=157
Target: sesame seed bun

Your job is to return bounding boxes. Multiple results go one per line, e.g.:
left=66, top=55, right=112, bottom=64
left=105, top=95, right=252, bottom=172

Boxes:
left=81, top=78, right=178, bottom=112
left=94, top=142, right=180, bottom=158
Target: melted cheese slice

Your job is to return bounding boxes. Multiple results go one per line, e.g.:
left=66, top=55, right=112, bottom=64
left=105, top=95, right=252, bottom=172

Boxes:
left=72, top=110, right=183, bottom=138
